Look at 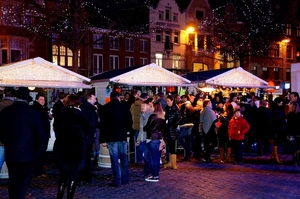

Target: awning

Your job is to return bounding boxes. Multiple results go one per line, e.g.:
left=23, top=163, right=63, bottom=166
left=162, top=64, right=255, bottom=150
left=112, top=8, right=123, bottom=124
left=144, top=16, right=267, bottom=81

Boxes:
left=0, top=80, right=92, bottom=89
left=183, top=67, right=275, bottom=89
left=0, top=57, right=91, bottom=89
left=92, top=63, right=191, bottom=87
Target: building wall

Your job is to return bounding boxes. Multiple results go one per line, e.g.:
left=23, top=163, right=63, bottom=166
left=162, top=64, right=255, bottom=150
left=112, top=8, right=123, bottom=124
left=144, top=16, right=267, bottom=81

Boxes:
left=149, top=0, right=187, bottom=72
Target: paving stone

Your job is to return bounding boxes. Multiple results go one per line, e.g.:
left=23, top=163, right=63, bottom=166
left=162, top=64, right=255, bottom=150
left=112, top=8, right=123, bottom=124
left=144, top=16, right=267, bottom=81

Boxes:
left=0, top=151, right=299, bottom=199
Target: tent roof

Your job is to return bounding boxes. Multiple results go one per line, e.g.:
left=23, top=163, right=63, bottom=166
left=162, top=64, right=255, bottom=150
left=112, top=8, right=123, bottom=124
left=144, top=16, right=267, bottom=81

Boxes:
left=92, top=63, right=191, bottom=86
left=183, top=67, right=272, bottom=88
left=0, top=57, right=91, bottom=88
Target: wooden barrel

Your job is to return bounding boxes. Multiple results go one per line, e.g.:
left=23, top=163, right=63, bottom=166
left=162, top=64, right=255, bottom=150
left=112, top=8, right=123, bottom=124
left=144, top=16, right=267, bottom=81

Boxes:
left=0, top=162, right=9, bottom=179
left=97, top=145, right=111, bottom=168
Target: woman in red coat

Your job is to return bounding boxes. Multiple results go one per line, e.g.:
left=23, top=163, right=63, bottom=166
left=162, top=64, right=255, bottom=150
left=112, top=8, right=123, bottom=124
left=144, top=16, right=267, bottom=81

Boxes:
left=228, top=106, right=250, bottom=164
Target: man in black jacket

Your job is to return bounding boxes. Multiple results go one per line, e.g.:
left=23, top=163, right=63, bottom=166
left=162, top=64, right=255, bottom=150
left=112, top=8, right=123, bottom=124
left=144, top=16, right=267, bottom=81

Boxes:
left=80, top=92, right=100, bottom=183
left=0, top=87, right=44, bottom=199
left=100, top=91, right=132, bottom=187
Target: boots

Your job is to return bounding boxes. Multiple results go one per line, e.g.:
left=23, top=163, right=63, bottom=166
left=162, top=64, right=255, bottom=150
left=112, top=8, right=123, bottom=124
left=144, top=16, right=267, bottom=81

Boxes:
left=272, top=146, right=282, bottom=164
left=164, top=154, right=172, bottom=168
left=219, top=148, right=225, bottom=163
left=164, top=154, right=177, bottom=169
left=67, top=181, right=77, bottom=199
left=56, top=181, right=66, bottom=199
left=226, top=148, right=233, bottom=163
left=171, top=154, right=177, bottom=169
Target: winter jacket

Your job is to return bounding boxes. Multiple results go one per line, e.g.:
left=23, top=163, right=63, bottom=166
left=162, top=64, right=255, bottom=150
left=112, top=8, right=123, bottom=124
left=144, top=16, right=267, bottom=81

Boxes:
left=164, top=104, right=180, bottom=138
left=0, top=100, right=44, bottom=162
left=130, top=99, right=143, bottom=130
left=53, top=107, right=89, bottom=171
left=179, top=101, right=194, bottom=125
left=99, top=99, right=132, bottom=143
left=228, top=116, right=250, bottom=140
left=137, top=110, right=152, bottom=142
left=80, top=101, right=100, bottom=144
left=143, top=113, right=165, bottom=140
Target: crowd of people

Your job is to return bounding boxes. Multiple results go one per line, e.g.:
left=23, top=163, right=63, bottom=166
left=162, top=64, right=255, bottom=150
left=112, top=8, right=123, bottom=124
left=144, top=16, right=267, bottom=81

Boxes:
left=0, top=86, right=300, bottom=199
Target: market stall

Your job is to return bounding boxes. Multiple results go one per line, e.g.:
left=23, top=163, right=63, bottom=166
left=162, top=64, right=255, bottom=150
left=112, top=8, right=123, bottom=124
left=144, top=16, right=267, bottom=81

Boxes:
left=91, top=63, right=192, bottom=105
left=0, top=57, right=91, bottom=178
left=183, top=67, right=275, bottom=97
left=0, top=57, right=91, bottom=89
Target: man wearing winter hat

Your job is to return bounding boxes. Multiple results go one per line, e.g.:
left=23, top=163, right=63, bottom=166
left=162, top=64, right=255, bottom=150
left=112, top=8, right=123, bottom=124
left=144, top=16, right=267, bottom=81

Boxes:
left=0, top=87, right=44, bottom=199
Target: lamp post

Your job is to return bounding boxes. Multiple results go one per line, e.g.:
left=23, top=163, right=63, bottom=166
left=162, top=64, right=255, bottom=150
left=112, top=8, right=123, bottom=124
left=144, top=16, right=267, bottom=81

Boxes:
left=185, top=25, right=195, bottom=73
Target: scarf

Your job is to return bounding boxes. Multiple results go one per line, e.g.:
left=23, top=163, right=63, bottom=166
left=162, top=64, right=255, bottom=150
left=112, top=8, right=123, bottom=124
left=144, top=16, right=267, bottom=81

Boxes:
left=200, top=106, right=217, bottom=134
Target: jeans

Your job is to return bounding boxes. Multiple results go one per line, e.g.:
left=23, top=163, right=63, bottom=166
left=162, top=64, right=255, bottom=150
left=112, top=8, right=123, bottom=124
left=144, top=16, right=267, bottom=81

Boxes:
left=134, top=130, right=145, bottom=163
left=178, top=126, right=193, bottom=158
left=145, top=140, right=161, bottom=177
left=232, top=140, right=243, bottom=163
left=107, top=141, right=129, bottom=185
left=0, top=146, right=4, bottom=170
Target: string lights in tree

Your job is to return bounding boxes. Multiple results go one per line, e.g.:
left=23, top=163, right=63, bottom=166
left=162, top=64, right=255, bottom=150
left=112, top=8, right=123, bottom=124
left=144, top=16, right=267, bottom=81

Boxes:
left=200, top=0, right=289, bottom=68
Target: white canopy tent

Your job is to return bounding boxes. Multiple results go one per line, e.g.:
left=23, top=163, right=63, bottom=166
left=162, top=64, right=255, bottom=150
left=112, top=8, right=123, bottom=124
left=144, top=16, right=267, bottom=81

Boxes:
left=91, top=63, right=192, bottom=105
left=109, top=63, right=191, bottom=86
left=184, top=67, right=274, bottom=88
left=205, top=67, right=271, bottom=88
left=0, top=57, right=91, bottom=88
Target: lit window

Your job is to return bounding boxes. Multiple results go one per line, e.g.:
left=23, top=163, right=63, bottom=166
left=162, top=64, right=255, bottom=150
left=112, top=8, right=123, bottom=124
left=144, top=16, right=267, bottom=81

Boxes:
left=274, top=44, right=280, bottom=57
left=174, top=31, right=179, bottom=44
left=172, top=54, right=180, bottom=69
left=59, top=46, right=65, bottom=66
left=286, top=24, right=292, bottom=36
left=52, top=45, right=58, bottom=65
left=193, top=63, right=208, bottom=71
left=155, top=53, right=163, bottom=67
left=67, top=48, right=73, bottom=67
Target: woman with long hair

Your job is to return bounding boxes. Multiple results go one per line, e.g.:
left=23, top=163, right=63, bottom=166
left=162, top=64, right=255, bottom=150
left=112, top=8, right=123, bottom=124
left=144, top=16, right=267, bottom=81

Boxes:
left=143, top=104, right=165, bottom=182
left=53, top=95, right=90, bottom=199
left=164, top=95, right=180, bottom=169
left=217, top=102, right=234, bottom=163
left=270, top=97, right=286, bottom=163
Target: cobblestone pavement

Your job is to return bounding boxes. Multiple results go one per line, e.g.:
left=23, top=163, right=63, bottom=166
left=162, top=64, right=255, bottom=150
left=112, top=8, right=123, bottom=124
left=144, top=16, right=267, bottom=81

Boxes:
left=1, top=150, right=300, bottom=199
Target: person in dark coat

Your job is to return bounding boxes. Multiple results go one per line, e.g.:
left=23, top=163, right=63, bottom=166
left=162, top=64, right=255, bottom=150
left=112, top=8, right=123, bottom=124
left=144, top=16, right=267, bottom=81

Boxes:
left=99, top=91, right=132, bottom=187
left=53, top=94, right=90, bottom=199
left=254, top=99, right=271, bottom=156
left=270, top=97, right=286, bottom=163
left=0, top=87, right=44, bottom=199
left=52, top=91, right=66, bottom=121
left=79, top=92, right=100, bottom=183
left=31, top=92, right=51, bottom=177
left=164, top=95, right=180, bottom=169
